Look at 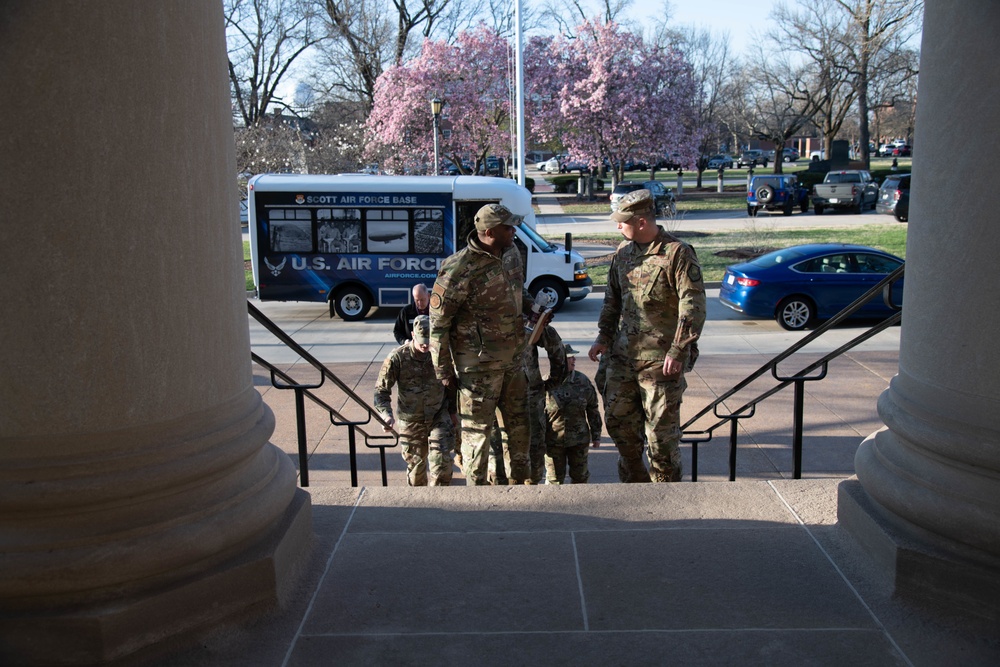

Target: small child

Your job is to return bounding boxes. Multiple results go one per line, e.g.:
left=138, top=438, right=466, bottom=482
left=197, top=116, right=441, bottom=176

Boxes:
left=544, top=344, right=602, bottom=484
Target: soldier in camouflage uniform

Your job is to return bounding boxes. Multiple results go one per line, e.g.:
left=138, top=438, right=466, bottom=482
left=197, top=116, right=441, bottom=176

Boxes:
left=589, top=189, right=706, bottom=483
left=430, top=203, right=535, bottom=485
left=375, top=315, right=457, bottom=486
left=489, top=321, right=567, bottom=484
left=544, top=344, right=602, bottom=484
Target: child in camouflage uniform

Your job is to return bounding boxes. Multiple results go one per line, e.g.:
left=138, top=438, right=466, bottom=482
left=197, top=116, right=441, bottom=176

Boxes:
left=375, top=315, right=456, bottom=486
left=544, top=345, right=602, bottom=484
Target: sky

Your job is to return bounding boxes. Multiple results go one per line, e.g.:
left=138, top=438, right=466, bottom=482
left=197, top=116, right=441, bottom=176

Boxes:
left=628, top=0, right=781, bottom=54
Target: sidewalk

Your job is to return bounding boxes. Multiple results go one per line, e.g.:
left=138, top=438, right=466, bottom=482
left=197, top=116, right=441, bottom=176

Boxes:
left=148, top=336, right=1000, bottom=665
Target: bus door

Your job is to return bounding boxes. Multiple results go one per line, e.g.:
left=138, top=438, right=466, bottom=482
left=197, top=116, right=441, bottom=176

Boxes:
left=454, top=199, right=497, bottom=251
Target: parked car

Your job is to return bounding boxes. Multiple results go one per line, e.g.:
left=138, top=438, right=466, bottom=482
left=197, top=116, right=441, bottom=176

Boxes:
left=780, top=148, right=800, bottom=162
left=610, top=180, right=676, bottom=216
left=536, top=157, right=560, bottom=173
left=737, top=149, right=769, bottom=168
left=477, top=156, right=503, bottom=176
left=239, top=199, right=248, bottom=225
left=719, top=244, right=905, bottom=330
left=891, top=145, right=912, bottom=157
left=876, top=173, right=911, bottom=219
left=707, top=154, right=734, bottom=169
left=894, top=188, right=910, bottom=222
left=657, top=153, right=685, bottom=170
left=746, top=174, right=810, bottom=216
left=811, top=170, right=879, bottom=214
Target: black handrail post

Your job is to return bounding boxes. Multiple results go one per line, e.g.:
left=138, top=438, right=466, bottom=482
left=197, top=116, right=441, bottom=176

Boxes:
left=380, top=448, right=388, bottom=486
left=294, top=388, right=310, bottom=487
left=691, top=443, right=698, bottom=482
left=348, top=425, right=358, bottom=487
left=792, top=380, right=805, bottom=480
left=728, top=418, right=739, bottom=482
left=773, top=362, right=828, bottom=480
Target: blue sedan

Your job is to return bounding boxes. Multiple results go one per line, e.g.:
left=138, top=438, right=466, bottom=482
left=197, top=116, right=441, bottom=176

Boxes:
left=719, top=244, right=903, bottom=330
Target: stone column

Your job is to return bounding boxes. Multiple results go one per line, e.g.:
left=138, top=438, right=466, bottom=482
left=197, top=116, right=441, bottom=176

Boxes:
left=0, top=2, right=311, bottom=664
left=839, top=0, right=1000, bottom=616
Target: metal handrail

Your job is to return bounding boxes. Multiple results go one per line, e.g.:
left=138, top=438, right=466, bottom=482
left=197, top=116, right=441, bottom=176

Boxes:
left=248, top=301, right=398, bottom=487
left=682, top=263, right=904, bottom=480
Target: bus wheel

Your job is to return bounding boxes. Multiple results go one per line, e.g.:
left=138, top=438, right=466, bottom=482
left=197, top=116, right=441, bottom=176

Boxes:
left=333, top=287, right=372, bottom=321
left=530, top=278, right=568, bottom=312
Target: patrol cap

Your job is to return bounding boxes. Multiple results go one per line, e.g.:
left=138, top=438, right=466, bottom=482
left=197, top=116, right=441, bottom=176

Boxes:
left=563, top=343, right=579, bottom=357
left=610, top=188, right=655, bottom=223
left=475, top=203, right=524, bottom=231
left=412, top=315, right=431, bottom=345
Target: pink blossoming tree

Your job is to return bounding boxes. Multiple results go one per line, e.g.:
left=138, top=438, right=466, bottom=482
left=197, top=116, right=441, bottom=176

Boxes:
left=526, top=19, right=702, bottom=185
left=366, top=26, right=513, bottom=175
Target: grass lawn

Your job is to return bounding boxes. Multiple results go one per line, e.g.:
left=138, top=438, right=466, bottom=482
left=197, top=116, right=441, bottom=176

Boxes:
left=568, top=224, right=908, bottom=285
left=244, top=240, right=254, bottom=291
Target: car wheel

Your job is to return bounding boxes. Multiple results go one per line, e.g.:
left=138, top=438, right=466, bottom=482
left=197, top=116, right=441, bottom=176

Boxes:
left=800, top=199, right=808, bottom=214
left=530, top=277, right=568, bottom=312
left=756, top=184, right=775, bottom=204
left=333, top=286, right=373, bottom=321
left=776, top=296, right=815, bottom=331
left=747, top=204, right=755, bottom=217
left=783, top=200, right=793, bottom=216
left=814, top=204, right=824, bottom=215
left=894, top=207, right=908, bottom=223
left=762, top=160, right=768, bottom=168
left=853, top=201, right=863, bottom=215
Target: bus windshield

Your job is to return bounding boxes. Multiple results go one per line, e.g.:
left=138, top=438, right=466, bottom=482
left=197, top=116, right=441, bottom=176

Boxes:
left=518, top=223, right=556, bottom=251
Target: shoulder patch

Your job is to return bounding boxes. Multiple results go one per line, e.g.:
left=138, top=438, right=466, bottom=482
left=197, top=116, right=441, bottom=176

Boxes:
left=687, top=263, right=703, bottom=283
left=430, top=284, right=444, bottom=311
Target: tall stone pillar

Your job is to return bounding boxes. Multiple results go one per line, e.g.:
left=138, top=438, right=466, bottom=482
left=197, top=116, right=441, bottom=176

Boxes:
left=839, top=0, right=1000, bottom=617
left=0, top=3, right=311, bottom=664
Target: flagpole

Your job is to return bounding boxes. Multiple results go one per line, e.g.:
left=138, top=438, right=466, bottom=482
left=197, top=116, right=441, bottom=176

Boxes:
left=515, top=0, right=526, bottom=186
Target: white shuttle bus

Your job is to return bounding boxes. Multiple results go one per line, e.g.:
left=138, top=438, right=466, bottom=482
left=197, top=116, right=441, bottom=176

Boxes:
left=248, top=174, right=591, bottom=320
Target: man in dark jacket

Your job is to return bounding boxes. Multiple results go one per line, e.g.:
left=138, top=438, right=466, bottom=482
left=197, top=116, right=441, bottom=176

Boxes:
left=393, top=283, right=431, bottom=345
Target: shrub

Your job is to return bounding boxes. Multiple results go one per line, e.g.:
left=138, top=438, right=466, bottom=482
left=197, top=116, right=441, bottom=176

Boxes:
left=551, top=175, right=605, bottom=193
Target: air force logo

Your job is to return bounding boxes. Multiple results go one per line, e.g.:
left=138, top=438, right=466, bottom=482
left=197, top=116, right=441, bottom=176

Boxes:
left=264, top=257, right=286, bottom=276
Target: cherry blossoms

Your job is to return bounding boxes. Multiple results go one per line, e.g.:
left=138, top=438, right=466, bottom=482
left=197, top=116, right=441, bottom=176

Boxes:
left=366, top=19, right=702, bottom=179
left=527, top=20, right=701, bottom=182
left=366, top=26, right=513, bottom=174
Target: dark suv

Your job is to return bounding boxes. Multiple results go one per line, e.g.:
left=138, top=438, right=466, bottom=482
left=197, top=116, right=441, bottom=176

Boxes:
left=610, top=181, right=676, bottom=216
left=876, top=173, right=910, bottom=221
left=736, top=149, right=768, bottom=168
left=747, top=174, right=809, bottom=216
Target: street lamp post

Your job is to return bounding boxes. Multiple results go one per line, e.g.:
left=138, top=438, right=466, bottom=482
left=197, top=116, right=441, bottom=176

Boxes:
left=430, top=98, right=443, bottom=175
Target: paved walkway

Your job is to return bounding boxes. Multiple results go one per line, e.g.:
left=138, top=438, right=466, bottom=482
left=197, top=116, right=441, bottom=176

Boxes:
left=152, top=342, right=1000, bottom=666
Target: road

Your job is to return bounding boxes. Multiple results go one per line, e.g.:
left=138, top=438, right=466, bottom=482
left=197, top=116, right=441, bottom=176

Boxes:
left=248, top=289, right=899, bottom=367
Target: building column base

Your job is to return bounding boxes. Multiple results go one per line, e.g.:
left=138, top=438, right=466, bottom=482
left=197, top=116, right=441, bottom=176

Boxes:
left=0, top=489, right=312, bottom=666
left=839, top=477, right=1000, bottom=623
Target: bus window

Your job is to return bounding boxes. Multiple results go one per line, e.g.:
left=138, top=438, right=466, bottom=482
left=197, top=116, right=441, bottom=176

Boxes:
left=414, top=208, right=444, bottom=254
left=268, top=209, right=312, bottom=252
left=316, top=208, right=361, bottom=254
left=365, top=209, right=410, bottom=252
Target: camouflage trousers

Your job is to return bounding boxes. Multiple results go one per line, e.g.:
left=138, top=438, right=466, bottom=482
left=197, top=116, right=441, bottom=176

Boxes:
left=458, top=366, right=529, bottom=485
left=544, top=443, right=590, bottom=484
left=398, top=404, right=455, bottom=486
left=488, top=386, right=545, bottom=485
left=604, top=357, right=685, bottom=483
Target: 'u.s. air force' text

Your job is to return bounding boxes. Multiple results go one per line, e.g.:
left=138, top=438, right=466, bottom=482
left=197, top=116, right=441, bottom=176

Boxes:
left=284, top=256, right=444, bottom=271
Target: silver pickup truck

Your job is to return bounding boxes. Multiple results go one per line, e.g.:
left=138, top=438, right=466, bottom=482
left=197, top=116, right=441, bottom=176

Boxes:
left=811, top=170, right=879, bottom=214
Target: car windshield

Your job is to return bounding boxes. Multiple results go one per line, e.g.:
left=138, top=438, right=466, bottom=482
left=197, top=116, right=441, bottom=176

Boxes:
left=746, top=247, right=810, bottom=268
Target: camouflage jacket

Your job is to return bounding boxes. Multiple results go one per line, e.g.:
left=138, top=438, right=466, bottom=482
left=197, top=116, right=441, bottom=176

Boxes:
left=596, top=226, right=706, bottom=363
left=374, top=344, right=452, bottom=423
left=524, top=324, right=567, bottom=391
left=545, top=370, right=602, bottom=447
left=430, top=232, right=531, bottom=378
